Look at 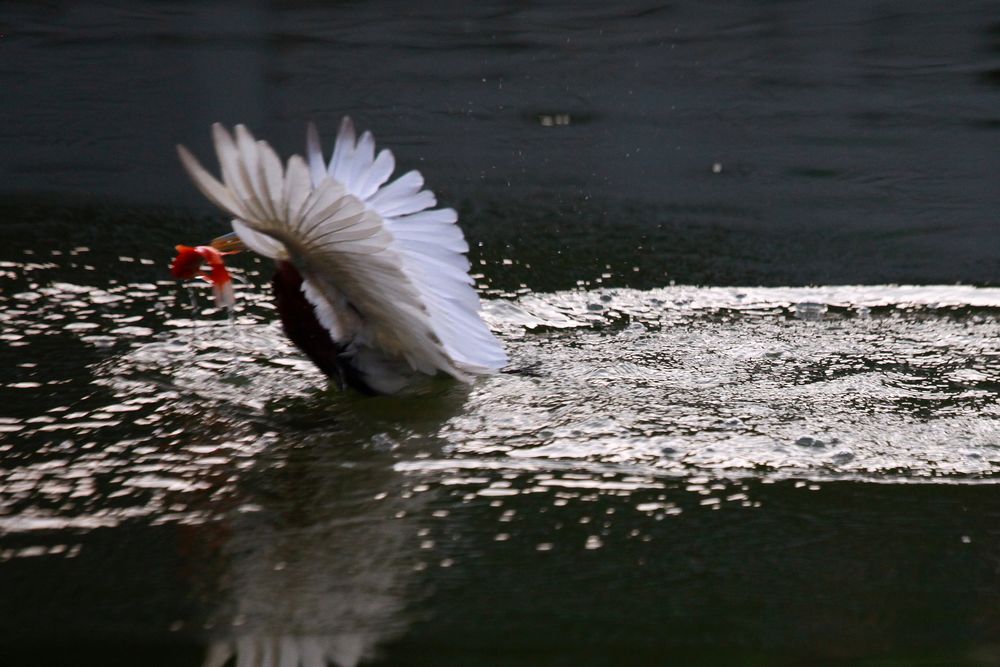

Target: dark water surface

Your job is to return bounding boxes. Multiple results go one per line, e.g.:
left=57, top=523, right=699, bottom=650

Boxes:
left=3, top=2, right=1000, bottom=665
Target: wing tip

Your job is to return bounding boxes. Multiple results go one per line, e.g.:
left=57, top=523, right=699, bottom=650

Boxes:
left=234, top=123, right=253, bottom=142
left=337, top=116, right=356, bottom=145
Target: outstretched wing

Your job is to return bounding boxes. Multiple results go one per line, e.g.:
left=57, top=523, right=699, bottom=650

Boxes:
left=306, top=118, right=506, bottom=373
left=177, top=123, right=506, bottom=380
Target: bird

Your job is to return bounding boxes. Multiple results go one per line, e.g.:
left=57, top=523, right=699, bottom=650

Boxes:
left=172, top=119, right=507, bottom=395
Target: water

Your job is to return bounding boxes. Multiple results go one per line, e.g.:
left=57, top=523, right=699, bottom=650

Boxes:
left=3, top=2, right=1000, bottom=665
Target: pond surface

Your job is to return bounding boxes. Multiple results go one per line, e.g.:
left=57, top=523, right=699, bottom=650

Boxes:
left=3, top=2, right=1000, bottom=665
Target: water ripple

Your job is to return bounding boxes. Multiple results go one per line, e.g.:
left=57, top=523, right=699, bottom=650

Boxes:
left=3, top=270, right=1000, bottom=550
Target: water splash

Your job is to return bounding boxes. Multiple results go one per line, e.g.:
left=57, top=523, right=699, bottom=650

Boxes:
left=3, top=266, right=1000, bottom=560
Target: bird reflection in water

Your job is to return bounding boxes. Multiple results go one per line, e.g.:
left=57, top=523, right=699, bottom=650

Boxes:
left=184, top=389, right=467, bottom=667
left=198, top=440, right=432, bottom=667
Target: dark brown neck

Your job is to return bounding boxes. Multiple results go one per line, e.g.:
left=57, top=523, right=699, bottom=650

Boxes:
left=271, top=261, right=376, bottom=395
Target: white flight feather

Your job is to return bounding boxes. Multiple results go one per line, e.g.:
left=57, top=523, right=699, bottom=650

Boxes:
left=314, top=119, right=506, bottom=373
left=177, top=121, right=506, bottom=387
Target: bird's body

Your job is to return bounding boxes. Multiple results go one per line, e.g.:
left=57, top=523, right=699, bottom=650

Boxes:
left=176, top=119, right=506, bottom=394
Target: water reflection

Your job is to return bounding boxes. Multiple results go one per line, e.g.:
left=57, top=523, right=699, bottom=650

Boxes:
left=200, top=435, right=432, bottom=667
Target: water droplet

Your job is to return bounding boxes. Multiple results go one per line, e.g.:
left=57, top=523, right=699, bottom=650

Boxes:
left=794, top=301, right=831, bottom=322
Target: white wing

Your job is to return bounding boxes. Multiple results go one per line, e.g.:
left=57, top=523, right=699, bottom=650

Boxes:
left=177, top=123, right=506, bottom=382
left=307, top=119, right=507, bottom=371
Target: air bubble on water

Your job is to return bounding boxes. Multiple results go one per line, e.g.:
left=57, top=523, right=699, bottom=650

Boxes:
left=830, top=450, right=855, bottom=465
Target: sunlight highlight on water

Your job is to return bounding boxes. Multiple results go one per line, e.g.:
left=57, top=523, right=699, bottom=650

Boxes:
left=4, top=255, right=1000, bottom=566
